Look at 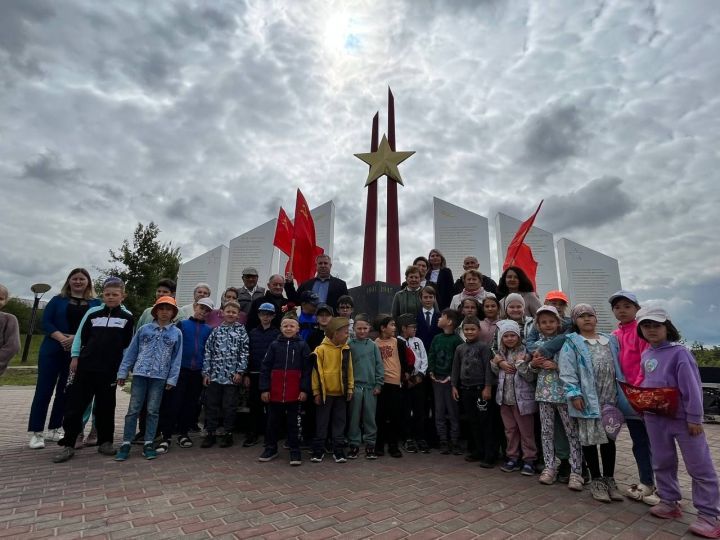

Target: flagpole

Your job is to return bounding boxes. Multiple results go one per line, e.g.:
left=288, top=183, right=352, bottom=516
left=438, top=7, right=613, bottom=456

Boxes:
left=288, top=238, right=296, bottom=283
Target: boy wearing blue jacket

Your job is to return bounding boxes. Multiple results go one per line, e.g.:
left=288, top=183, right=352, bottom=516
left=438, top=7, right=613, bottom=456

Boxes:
left=258, top=312, right=312, bottom=466
left=115, top=297, right=183, bottom=461
left=156, top=297, right=214, bottom=451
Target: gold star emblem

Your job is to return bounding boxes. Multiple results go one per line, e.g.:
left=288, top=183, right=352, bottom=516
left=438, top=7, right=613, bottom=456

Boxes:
left=354, top=134, right=415, bottom=186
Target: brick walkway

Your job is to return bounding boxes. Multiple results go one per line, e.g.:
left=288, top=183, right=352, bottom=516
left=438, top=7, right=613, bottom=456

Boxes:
left=1, top=387, right=717, bottom=539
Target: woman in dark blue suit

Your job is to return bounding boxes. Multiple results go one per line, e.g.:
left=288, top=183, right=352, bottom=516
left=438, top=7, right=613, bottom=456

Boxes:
left=426, top=249, right=454, bottom=310
left=27, top=268, right=100, bottom=449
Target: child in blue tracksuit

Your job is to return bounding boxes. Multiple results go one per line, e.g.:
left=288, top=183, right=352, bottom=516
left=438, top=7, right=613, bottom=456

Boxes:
left=157, top=297, right=214, bottom=450
left=115, top=297, right=183, bottom=461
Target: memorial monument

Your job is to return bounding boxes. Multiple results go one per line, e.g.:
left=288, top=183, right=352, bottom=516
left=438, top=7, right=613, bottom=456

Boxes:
left=557, top=237, right=622, bottom=332
left=176, top=244, right=229, bottom=306
left=433, top=197, right=492, bottom=280
left=349, top=88, right=415, bottom=315
left=496, top=212, right=559, bottom=300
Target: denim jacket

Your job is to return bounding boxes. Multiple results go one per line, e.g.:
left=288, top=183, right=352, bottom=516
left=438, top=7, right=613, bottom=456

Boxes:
left=558, top=332, right=635, bottom=419
left=117, top=322, right=183, bottom=386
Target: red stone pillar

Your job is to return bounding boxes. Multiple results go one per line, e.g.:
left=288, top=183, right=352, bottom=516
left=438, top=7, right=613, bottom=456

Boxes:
left=386, top=88, right=401, bottom=285
left=361, top=113, right=379, bottom=285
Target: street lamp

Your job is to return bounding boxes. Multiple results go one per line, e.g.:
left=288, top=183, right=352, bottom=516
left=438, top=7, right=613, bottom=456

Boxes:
left=21, top=283, right=51, bottom=363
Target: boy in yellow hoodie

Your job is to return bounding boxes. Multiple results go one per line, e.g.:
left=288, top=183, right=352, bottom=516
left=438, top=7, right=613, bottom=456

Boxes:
left=311, top=317, right=354, bottom=463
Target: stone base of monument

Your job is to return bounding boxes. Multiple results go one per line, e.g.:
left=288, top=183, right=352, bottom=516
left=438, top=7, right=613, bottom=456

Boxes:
left=348, top=281, right=401, bottom=319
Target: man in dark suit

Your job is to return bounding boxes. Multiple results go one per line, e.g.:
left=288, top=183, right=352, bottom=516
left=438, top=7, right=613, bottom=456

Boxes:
left=284, top=254, right=349, bottom=311
left=416, top=286, right=441, bottom=351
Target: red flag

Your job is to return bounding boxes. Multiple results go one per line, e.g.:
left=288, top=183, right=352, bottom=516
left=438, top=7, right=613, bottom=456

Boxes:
left=272, top=207, right=294, bottom=255
left=503, top=201, right=543, bottom=290
left=290, top=190, right=324, bottom=284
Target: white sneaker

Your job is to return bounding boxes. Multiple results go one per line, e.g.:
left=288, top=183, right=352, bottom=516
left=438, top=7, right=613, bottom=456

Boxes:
left=29, top=432, right=45, bottom=449
left=46, top=428, right=64, bottom=442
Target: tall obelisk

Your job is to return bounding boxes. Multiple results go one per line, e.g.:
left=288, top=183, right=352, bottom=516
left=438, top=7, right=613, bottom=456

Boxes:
left=386, top=88, right=400, bottom=285
left=361, top=113, right=379, bottom=284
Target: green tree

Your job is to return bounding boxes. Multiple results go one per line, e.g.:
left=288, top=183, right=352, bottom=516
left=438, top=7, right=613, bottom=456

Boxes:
left=97, top=222, right=182, bottom=317
left=2, top=298, right=44, bottom=335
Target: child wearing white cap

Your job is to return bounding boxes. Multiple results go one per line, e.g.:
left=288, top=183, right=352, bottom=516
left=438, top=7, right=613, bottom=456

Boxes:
left=636, top=307, right=720, bottom=538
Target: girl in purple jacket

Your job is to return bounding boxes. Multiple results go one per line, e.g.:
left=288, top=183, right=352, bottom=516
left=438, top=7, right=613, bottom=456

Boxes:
left=637, top=307, right=719, bottom=539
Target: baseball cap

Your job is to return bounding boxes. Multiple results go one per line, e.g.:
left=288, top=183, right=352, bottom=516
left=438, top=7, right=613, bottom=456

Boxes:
left=545, top=290, right=569, bottom=304
left=316, top=303, right=334, bottom=316
left=535, top=305, right=561, bottom=321
left=609, top=290, right=639, bottom=306
left=636, top=306, right=668, bottom=324
left=242, top=267, right=259, bottom=276
left=258, top=302, right=276, bottom=313
left=196, top=298, right=214, bottom=310
left=300, top=291, right=320, bottom=306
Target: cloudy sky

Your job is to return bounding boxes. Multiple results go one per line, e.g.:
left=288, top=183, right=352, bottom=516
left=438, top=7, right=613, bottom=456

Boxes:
left=2, top=0, right=719, bottom=343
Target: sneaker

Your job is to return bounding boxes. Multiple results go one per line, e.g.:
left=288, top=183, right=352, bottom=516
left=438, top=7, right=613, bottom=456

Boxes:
left=74, top=433, right=84, bottom=449
left=539, top=468, right=557, bottom=485
left=242, top=434, right=259, bottom=447
left=590, top=479, right=612, bottom=503
left=500, top=459, right=521, bottom=473
left=29, top=432, right=45, bottom=449
left=521, top=463, right=535, bottom=476
left=568, top=473, right=584, bottom=491
left=603, top=477, right=624, bottom=501
left=289, top=451, right=302, bottom=466
left=98, top=442, right=116, bottom=456
left=200, top=434, right=216, bottom=448
left=625, top=482, right=652, bottom=501
left=115, top=443, right=131, bottom=461
left=348, top=446, right=359, bottom=460
left=451, top=441, right=463, bottom=456
left=334, top=450, right=347, bottom=463
left=310, top=451, right=324, bottom=463
left=52, top=447, right=75, bottom=463
left=155, top=439, right=171, bottom=454
left=258, top=448, right=279, bottom=462
left=142, top=443, right=157, bottom=460
left=365, top=446, right=377, bottom=460
left=403, top=439, right=418, bottom=453
left=689, top=515, right=720, bottom=538
left=84, top=427, right=98, bottom=447
left=47, top=428, right=64, bottom=442
left=389, top=446, right=402, bottom=458
left=418, top=440, right=431, bottom=453
left=439, top=441, right=450, bottom=455
left=219, top=433, right=234, bottom=448
left=650, top=501, right=683, bottom=519
left=642, top=490, right=661, bottom=506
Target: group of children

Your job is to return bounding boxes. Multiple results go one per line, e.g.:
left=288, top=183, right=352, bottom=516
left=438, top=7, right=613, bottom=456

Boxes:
left=46, top=264, right=720, bottom=538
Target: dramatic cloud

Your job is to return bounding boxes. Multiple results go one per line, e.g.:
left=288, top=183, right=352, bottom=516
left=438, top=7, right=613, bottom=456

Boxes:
left=1, top=0, right=719, bottom=343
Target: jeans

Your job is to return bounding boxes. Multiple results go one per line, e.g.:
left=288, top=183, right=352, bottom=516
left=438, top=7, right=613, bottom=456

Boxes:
left=28, top=349, right=70, bottom=432
left=122, top=376, right=166, bottom=443
left=626, top=418, right=655, bottom=486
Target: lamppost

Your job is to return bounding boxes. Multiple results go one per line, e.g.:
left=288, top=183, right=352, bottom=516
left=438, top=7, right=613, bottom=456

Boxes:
left=21, top=283, right=51, bottom=363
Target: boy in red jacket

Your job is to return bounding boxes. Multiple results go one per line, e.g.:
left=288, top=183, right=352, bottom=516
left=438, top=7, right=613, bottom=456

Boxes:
left=257, top=312, right=312, bottom=466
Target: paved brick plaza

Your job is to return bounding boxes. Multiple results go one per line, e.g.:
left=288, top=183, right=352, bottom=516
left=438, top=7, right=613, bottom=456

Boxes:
left=1, top=387, right=717, bottom=539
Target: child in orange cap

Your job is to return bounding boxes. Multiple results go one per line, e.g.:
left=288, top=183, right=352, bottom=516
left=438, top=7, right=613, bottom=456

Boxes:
left=115, top=296, right=183, bottom=461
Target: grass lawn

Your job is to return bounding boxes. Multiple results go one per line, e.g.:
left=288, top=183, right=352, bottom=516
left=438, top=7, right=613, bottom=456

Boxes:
left=1, top=335, right=41, bottom=386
